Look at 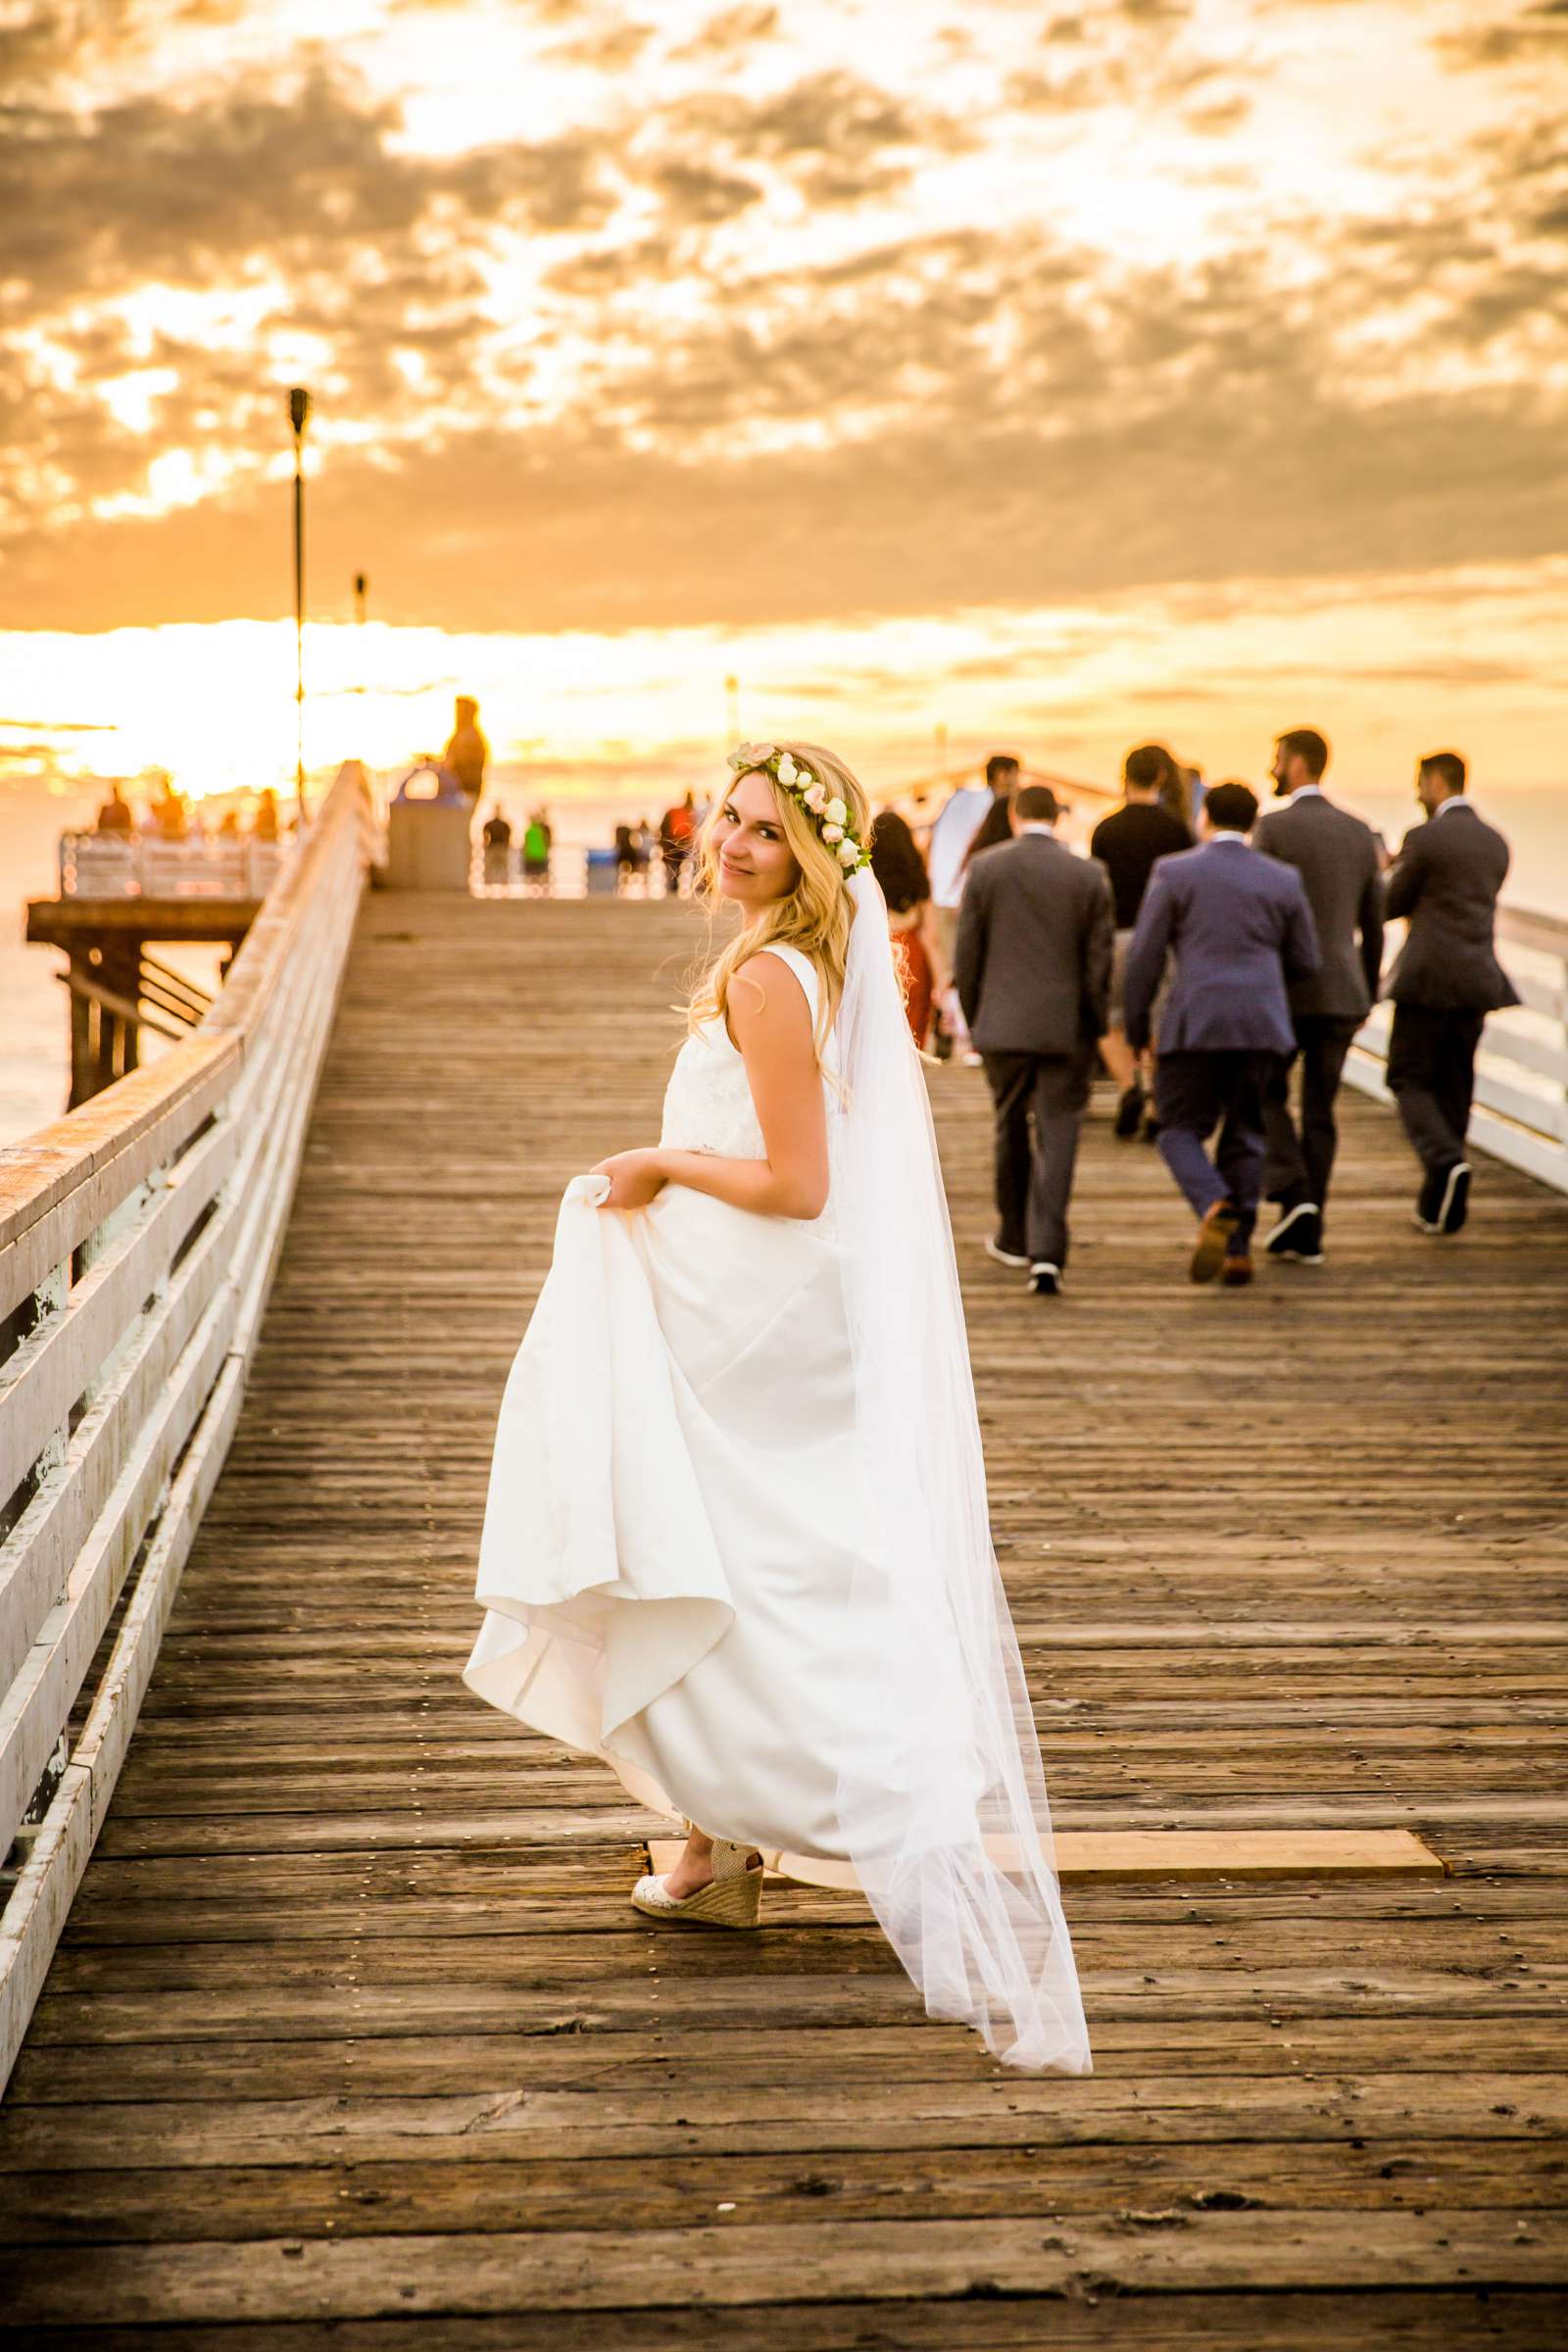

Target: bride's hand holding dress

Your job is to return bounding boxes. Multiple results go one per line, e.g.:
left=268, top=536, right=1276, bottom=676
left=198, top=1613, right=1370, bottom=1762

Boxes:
left=591, top=1150, right=667, bottom=1210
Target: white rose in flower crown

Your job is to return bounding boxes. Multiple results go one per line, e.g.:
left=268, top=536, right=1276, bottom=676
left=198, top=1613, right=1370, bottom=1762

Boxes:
left=775, top=755, right=799, bottom=785
left=821, top=822, right=845, bottom=843
left=824, top=797, right=848, bottom=825
left=803, top=782, right=828, bottom=813
left=838, top=837, right=861, bottom=868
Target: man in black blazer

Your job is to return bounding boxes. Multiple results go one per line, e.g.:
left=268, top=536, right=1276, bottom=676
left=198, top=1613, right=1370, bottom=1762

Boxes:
left=1124, top=781, right=1320, bottom=1287
left=954, top=785, right=1114, bottom=1296
left=1384, top=752, right=1518, bottom=1237
left=1254, top=727, right=1385, bottom=1266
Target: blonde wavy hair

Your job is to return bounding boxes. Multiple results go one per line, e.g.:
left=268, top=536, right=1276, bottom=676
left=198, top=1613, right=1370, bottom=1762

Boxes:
left=687, top=741, right=872, bottom=1064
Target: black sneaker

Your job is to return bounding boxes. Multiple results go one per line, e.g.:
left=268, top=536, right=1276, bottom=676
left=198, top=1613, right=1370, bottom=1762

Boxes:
left=1113, top=1080, right=1146, bottom=1139
left=1414, top=1166, right=1446, bottom=1233
left=1141, top=1112, right=1161, bottom=1145
left=1266, top=1202, right=1324, bottom=1265
left=985, top=1237, right=1031, bottom=1270
left=1440, top=1161, right=1472, bottom=1235
left=1028, top=1262, right=1063, bottom=1297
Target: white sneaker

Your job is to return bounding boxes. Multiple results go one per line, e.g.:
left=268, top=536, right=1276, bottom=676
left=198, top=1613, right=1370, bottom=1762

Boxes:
left=984, top=1237, right=1031, bottom=1270
left=1029, top=1262, right=1063, bottom=1297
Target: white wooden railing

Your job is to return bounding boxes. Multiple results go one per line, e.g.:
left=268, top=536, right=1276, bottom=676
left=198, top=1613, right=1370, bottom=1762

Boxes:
left=0, top=763, right=374, bottom=2086
left=1347, top=906, right=1568, bottom=1196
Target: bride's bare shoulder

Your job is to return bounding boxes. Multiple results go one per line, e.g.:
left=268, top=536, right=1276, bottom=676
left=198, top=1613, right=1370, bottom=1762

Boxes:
left=728, top=949, right=817, bottom=1040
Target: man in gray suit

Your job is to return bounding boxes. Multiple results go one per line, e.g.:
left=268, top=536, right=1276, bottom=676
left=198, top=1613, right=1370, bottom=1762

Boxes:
left=1124, top=781, right=1320, bottom=1286
left=1254, top=727, right=1385, bottom=1266
left=1385, top=751, right=1518, bottom=1237
left=954, top=784, right=1114, bottom=1297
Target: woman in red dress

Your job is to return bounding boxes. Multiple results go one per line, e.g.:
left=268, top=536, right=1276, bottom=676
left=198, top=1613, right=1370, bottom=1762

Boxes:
left=870, top=810, right=946, bottom=1051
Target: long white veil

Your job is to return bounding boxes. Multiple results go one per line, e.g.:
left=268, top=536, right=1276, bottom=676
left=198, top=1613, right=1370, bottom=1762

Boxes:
left=830, top=867, right=1091, bottom=2074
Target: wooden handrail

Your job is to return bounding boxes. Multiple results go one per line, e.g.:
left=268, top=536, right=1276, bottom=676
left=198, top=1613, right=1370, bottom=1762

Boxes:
left=0, top=760, right=375, bottom=2088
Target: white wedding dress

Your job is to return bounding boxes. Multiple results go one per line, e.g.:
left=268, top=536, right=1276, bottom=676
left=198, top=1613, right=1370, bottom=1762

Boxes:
left=466, top=947, right=880, bottom=1869
left=466, top=920, right=1090, bottom=2073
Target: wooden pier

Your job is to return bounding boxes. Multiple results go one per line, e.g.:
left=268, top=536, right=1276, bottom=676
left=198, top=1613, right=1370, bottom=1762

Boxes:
left=2, top=782, right=1567, bottom=2342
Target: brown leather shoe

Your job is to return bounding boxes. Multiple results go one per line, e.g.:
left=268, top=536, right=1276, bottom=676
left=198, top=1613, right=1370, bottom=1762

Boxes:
left=1189, top=1200, right=1241, bottom=1283
left=1220, top=1254, right=1254, bottom=1288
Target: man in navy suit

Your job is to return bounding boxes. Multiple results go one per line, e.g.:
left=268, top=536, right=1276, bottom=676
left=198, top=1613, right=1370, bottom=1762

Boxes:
left=1124, top=781, right=1320, bottom=1285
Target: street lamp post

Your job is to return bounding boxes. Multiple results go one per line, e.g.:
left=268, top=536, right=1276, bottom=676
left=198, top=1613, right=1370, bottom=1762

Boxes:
left=288, top=387, right=312, bottom=819
left=354, top=570, right=368, bottom=699
left=724, top=672, right=739, bottom=746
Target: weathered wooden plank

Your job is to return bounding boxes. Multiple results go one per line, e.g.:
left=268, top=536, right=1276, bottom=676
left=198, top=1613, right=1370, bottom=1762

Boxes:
left=4, top=2212, right=1564, bottom=2326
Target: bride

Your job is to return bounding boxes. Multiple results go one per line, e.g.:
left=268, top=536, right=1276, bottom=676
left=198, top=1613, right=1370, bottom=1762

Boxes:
left=465, top=742, right=1090, bottom=2074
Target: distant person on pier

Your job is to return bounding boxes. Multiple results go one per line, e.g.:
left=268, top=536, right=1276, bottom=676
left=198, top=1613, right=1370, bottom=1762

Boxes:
left=253, top=788, right=281, bottom=842
left=95, top=784, right=133, bottom=836
left=869, top=808, right=946, bottom=1050
left=151, top=776, right=189, bottom=841
left=955, top=784, right=1114, bottom=1297
left=959, top=752, right=1022, bottom=871
left=927, top=753, right=1019, bottom=1057
left=1124, top=781, right=1319, bottom=1288
left=444, top=698, right=488, bottom=804
left=1253, top=728, right=1385, bottom=1267
left=1090, top=744, right=1192, bottom=1141
left=482, top=803, right=512, bottom=887
left=522, top=808, right=553, bottom=888
left=659, top=793, right=697, bottom=893
left=634, top=816, right=656, bottom=880
left=1383, top=753, right=1518, bottom=1238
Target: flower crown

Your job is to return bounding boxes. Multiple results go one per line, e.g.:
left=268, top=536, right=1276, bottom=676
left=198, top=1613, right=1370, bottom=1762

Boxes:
left=727, top=743, right=869, bottom=873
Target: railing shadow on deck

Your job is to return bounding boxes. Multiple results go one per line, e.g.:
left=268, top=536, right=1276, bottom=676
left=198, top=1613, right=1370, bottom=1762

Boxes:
left=0, top=763, right=376, bottom=2085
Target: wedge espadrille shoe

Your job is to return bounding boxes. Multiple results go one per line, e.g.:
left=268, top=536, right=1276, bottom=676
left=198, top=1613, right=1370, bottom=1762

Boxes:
left=630, top=1838, right=763, bottom=1928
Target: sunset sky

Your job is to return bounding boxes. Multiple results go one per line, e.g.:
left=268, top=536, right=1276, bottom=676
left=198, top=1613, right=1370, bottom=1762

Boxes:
left=2, top=0, right=1565, bottom=805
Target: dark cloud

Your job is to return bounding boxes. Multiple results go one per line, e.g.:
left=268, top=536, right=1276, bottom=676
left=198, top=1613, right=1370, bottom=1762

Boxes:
left=660, top=68, right=975, bottom=207
left=642, top=157, right=764, bottom=225
left=671, top=5, right=780, bottom=59
left=1435, top=2, right=1568, bottom=67
left=0, top=64, right=620, bottom=320
left=544, top=13, right=655, bottom=71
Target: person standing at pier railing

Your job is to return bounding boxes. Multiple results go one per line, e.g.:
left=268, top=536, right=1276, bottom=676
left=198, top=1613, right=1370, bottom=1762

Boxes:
left=466, top=739, right=1089, bottom=2077
left=443, top=696, right=488, bottom=805
left=658, top=792, right=697, bottom=894
left=1384, top=751, right=1518, bottom=1238
left=1124, top=780, right=1320, bottom=1287
left=1254, top=727, right=1385, bottom=1269
left=95, top=783, right=134, bottom=836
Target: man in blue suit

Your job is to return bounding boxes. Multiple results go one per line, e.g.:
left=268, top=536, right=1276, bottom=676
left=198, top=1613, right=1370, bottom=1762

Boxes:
left=1124, top=781, right=1320, bottom=1285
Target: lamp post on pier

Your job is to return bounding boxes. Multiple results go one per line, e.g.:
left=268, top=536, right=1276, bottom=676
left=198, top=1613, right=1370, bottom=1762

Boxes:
left=724, top=672, right=739, bottom=746
left=354, top=570, right=368, bottom=699
left=288, top=387, right=312, bottom=820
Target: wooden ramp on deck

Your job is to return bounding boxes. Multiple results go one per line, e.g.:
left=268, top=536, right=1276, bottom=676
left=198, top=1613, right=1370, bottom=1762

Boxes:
left=4, top=892, right=1567, bottom=2346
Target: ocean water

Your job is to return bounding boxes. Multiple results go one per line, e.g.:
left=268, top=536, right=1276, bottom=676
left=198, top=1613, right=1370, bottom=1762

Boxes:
left=3, top=771, right=1563, bottom=1149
